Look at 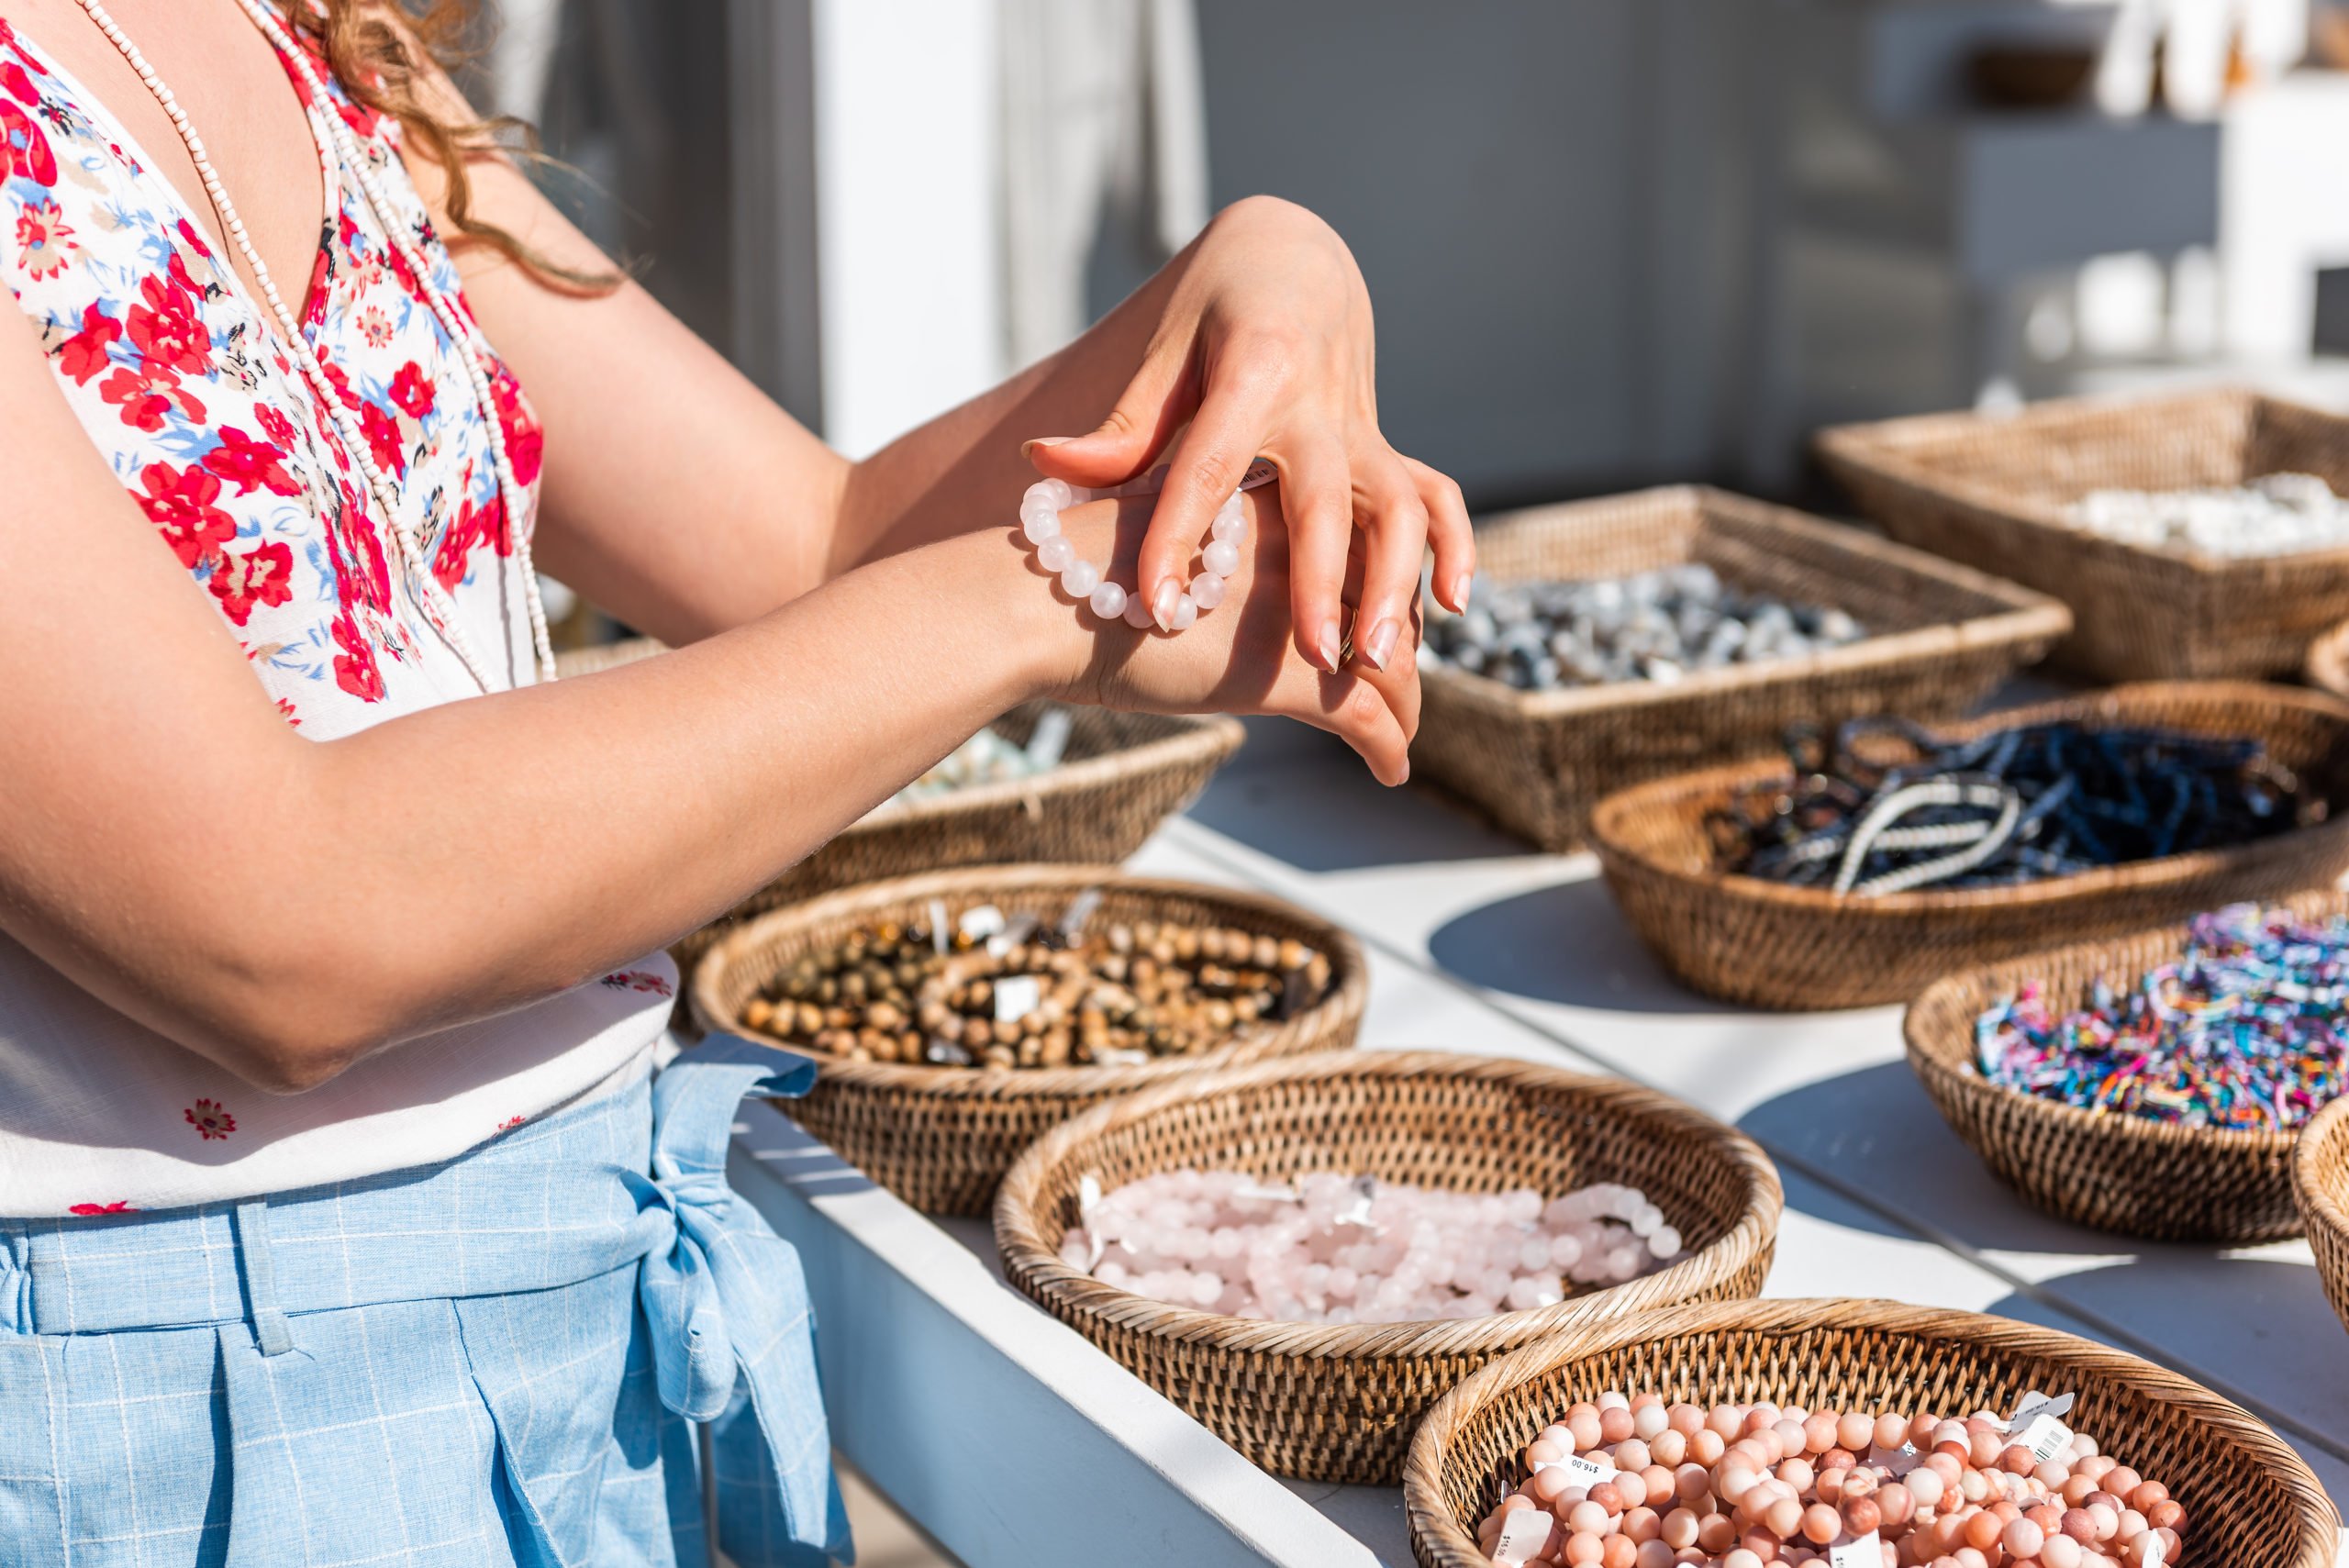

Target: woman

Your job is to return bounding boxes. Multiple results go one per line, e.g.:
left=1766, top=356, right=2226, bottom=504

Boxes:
left=0, top=1, right=1469, bottom=1562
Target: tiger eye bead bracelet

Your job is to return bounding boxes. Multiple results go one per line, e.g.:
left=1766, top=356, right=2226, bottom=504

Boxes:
left=740, top=912, right=1332, bottom=1070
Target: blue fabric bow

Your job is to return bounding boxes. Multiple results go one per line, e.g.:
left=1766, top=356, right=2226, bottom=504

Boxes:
left=629, top=1034, right=850, bottom=1568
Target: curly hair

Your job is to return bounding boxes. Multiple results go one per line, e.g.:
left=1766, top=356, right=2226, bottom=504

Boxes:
left=294, top=0, right=612, bottom=291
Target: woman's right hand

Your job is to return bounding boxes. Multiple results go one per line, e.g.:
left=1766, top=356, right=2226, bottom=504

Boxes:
left=1034, top=487, right=1420, bottom=786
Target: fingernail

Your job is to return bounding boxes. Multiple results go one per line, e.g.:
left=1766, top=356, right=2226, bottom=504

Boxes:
left=1152, top=579, right=1181, bottom=631
left=1364, top=617, right=1400, bottom=672
left=1318, top=620, right=1342, bottom=671
left=1021, top=437, right=1074, bottom=460
left=1446, top=571, right=1472, bottom=611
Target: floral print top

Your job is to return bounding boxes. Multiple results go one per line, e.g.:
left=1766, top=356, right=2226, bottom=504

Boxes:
left=0, top=9, right=673, bottom=1218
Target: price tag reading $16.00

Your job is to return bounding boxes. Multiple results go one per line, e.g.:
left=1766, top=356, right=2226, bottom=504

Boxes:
left=1828, top=1532, right=1883, bottom=1568
left=1530, top=1452, right=1618, bottom=1489
left=1493, top=1507, right=1552, bottom=1567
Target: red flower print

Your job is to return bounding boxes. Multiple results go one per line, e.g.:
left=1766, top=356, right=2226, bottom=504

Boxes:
left=0, top=99, right=54, bottom=186
left=359, top=398, right=406, bottom=476
left=136, top=462, right=237, bottom=567
left=255, top=402, right=298, bottom=450
left=2, top=61, right=37, bottom=109
left=496, top=1114, right=526, bottom=1133
left=14, top=195, right=73, bottom=278
left=385, top=242, right=419, bottom=299
left=126, top=257, right=212, bottom=376
left=330, top=608, right=384, bottom=702
left=490, top=366, right=542, bottom=486
left=599, top=970, right=674, bottom=997
left=55, top=302, right=120, bottom=384
left=68, top=1201, right=134, bottom=1216
left=205, top=425, right=301, bottom=496
left=207, top=539, right=294, bottom=626
left=355, top=304, right=394, bottom=350
left=274, top=695, right=302, bottom=728
left=304, top=241, right=334, bottom=328
left=184, top=1099, right=236, bottom=1140
left=174, top=216, right=213, bottom=261
left=389, top=360, right=435, bottom=418
left=99, top=364, right=203, bottom=431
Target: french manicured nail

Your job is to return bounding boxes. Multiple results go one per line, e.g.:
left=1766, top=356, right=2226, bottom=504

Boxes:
left=1021, top=436, right=1074, bottom=460
left=1317, top=620, right=1342, bottom=671
left=1446, top=571, right=1472, bottom=610
left=1364, top=617, right=1400, bottom=672
left=1152, top=579, right=1181, bottom=631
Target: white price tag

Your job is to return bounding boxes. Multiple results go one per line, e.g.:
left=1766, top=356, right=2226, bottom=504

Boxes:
left=2000, top=1389, right=2076, bottom=1463
left=992, top=974, right=1041, bottom=1024
left=1077, top=1173, right=1102, bottom=1218
left=1232, top=1181, right=1297, bottom=1203
left=1828, top=1531, right=1882, bottom=1568
left=1492, top=1507, right=1551, bottom=1567
left=2142, top=1533, right=2166, bottom=1568
left=957, top=904, right=1006, bottom=942
left=1866, top=1442, right=1921, bottom=1477
left=928, top=898, right=951, bottom=954
left=1337, top=1173, right=1378, bottom=1229
left=1531, top=1452, right=1617, bottom=1489
left=1058, top=887, right=1103, bottom=941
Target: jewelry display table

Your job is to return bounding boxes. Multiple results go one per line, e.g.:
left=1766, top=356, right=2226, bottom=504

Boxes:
left=730, top=715, right=2349, bottom=1567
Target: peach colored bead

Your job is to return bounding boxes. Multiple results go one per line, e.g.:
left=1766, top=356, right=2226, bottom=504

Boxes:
left=1724, top=1551, right=1764, bottom=1568
left=1877, top=1481, right=1916, bottom=1529
left=2085, top=1503, right=2119, bottom=1541
left=1764, top=1496, right=1805, bottom=1540
left=2127, top=1481, right=2165, bottom=1513
left=1564, top=1530, right=1604, bottom=1566
left=1958, top=1468, right=1991, bottom=1505
left=1692, top=1430, right=1728, bottom=1466
left=1968, top=1431, right=2005, bottom=1469
left=1614, top=1440, right=1653, bottom=1474
left=1777, top=1459, right=1816, bottom=1496
left=1588, top=1483, right=1626, bottom=1517
left=1822, top=1448, right=1860, bottom=1473
left=1640, top=1466, right=1675, bottom=1508
left=2077, top=1455, right=2116, bottom=1484
left=1674, top=1463, right=1712, bottom=1505
left=1698, top=1513, right=1738, bottom=1553
left=2144, top=1500, right=2183, bottom=1534
left=1800, top=1502, right=1841, bottom=1545
left=1601, top=1535, right=1636, bottom=1568
left=1802, top=1414, right=1839, bottom=1454
left=1634, top=1543, right=1674, bottom=1568
left=2034, top=1459, right=2071, bottom=1489
left=1569, top=1407, right=1604, bottom=1451
left=1964, top=1510, right=2005, bottom=1551
left=2103, top=1468, right=2141, bottom=1499
left=1874, top=1414, right=1909, bottom=1451
left=2004, top=1518, right=2045, bottom=1559
left=1667, top=1404, right=1704, bottom=1437
left=1815, top=1468, right=1846, bottom=1505
left=1954, top=1551, right=1989, bottom=1568
left=2060, top=1475, right=2097, bottom=1507
left=1568, top=1500, right=1609, bottom=1535
left=1838, top=1413, right=1876, bottom=1452
left=1650, top=1430, right=1688, bottom=1469
left=1775, top=1419, right=1808, bottom=1456
left=1844, top=1496, right=1882, bottom=1537
left=2118, top=1509, right=2148, bottom=1542
left=1661, top=1507, right=1700, bottom=1550
left=1904, top=1468, right=1944, bottom=1512
left=1602, top=1407, right=1637, bottom=1445
left=1623, top=1506, right=1661, bottom=1543
left=2059, top=1507, right=2098, bottom=1544
left=2039, top=1535, right=2083, bottom=1568
left=1709, top=1407, right=1745, bottom=1440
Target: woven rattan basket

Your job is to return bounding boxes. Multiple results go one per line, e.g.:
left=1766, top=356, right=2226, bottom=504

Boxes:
left=2294, top=1095, right=2349, bottom=1340
left=551, top=639, right=1244, bottom=970
left=1818, top=387, right=2349, bottom=681
left=1403, top=1297, right=2341, bottom=1568
left=1416, top=486, right=2068, bottom=851
left=1907, top=888, right=2349, bottom=1243
left=1590, top=682, right=2349, bottom=1010
left=993, top=1051, right=1783, bottom=1484
left=691, top=866, right=1365, bottom=1215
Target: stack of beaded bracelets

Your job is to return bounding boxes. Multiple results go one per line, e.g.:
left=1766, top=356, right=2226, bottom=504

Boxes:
left=1017, top=458, right=1279, bottom=630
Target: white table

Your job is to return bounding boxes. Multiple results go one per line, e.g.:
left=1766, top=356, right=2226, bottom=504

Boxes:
left=729, top=715, right=2349, bottom=1567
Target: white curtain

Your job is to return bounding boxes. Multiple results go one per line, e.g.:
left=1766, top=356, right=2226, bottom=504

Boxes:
left=998, top=0, right=1209, bottom=367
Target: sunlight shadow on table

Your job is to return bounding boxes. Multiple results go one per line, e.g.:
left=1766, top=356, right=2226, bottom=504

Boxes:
left=1427, top=875, right=1737, bottom=1015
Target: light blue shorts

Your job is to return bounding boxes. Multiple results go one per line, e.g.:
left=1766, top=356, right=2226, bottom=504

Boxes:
left=0, top=1036, right=848, bottom=1568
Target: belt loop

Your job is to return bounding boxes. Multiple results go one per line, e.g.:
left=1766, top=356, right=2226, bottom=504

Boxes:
left=231, top=1198, right=295, bottom=1357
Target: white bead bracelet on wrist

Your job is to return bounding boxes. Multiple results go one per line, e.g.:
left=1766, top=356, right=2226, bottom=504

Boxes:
left=1019, top=458, right=1278, bottom=631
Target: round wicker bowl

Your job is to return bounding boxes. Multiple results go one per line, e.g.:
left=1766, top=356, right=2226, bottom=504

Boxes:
left=1403, top=1297, right=2341, bottom=1568
left=2304, top=617, right=2349, bottom=700
left=1590, top=682, right=2349, bottom=1010
left=691, top=865, right=1365, bottom=1215
left=993, top=1051, right=1783, bottom=1485
left=2293, top=1095, right=2349, bottom=1340
left=552, top=639, right=1244, bottom=971
left=1906, top=890, right=2349, bottom=1243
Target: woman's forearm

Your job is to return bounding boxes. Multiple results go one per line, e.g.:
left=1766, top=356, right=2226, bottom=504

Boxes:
left=75, top=530, right=1068, bottom=1090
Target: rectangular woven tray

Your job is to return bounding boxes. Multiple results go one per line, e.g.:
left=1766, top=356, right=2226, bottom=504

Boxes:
left=1818, top=386, right=2349, bottom=681
left=1412, top=485, right=2070, bottom=851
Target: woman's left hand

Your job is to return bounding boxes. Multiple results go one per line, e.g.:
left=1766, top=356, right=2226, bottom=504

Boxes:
left=1020, top=195, right=1473, bottom=677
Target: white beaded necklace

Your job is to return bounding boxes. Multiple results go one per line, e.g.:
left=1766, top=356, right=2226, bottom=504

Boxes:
left=73, top=0, right=556, bottom=690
